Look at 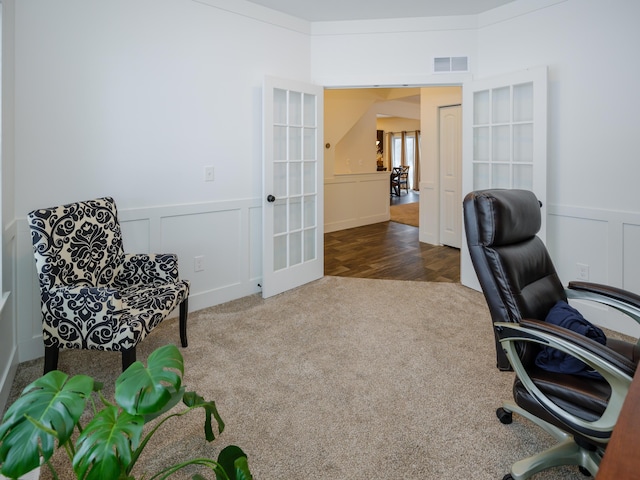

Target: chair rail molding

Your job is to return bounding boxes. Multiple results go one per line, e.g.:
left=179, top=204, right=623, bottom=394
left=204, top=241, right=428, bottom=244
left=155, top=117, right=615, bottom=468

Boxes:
left=15, top=197, right=263, bottom=365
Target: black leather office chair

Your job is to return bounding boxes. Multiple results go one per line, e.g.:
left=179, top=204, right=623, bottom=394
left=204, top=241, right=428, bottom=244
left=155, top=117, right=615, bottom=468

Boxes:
left=463, top=189, right=640, bottom=479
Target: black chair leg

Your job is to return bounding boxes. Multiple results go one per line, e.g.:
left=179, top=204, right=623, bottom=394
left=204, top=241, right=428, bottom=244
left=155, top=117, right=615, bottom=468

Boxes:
left=43, top=346, right=59, bottom=374
left=122, top=347, right=136, bottom=371
left=179, top=298, right=189, bottom=348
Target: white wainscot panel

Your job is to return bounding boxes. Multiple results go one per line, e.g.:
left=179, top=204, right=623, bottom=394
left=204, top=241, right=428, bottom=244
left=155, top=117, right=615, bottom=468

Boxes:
left=249, top=205, right=262, bottom=283
left=161, top=210, right=242, bottom=294
left=548, top=207, right=640, bottom=337
left=623, top=223, right=640, bottom=294
left=17, top=199, right=262, bottom=364
left=120, top=219, right=151, bottom=253
left=324, top=173, right=390, bottom=233
left=548, top=214, right=608, bottom=286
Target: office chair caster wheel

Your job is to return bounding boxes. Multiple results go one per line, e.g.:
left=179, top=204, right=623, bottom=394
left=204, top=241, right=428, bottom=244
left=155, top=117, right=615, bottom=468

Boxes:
left=578, top=466, right=591, bottom=476
left=502, top=474, right=513, bottom=480
left=496, top=407, right=513, bottom=424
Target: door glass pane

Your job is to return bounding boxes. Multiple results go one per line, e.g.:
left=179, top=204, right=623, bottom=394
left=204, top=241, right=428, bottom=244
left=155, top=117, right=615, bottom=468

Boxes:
left=513, top=164, right=533, bottom=189
left=289, top=162, right=302, bottom=196
left=492, top=164, right=511, bottom=188
left=274, top=235, right=287, bottom=271
left=473, top=163, right=490, bottom=190
left=304, top=196, right=316, bottom=228
left=473, top=127, right=490, bottom=161
left=289, top=91, right=302, bottom=126
left=473, top=90, right=490, bottom=125
left=303, top=94, right=316, bottom=126
left=492, top=126, right=511, bottom=162
left=289, top=127, right=302, bottom=160
left=289, top=231, right=302, bottom=266
left=273, top=199, right=287, bottom=235
left=303, top=127, right=316, bottom=160
left=304, top=228, right=316, bottom=261
left=289, top=197, right=302, bottom=230
left=274, top=126, right=287, bottom=160
left=513, top=82, right=534, bottom=122
left=492, top=87, right=511, bottom=124
left=273, top=163, right=287, bottom=197
left=274, top=89, right=287, bottom=124
left=513, top=124, right=533, bottom=163
left=303, top=162, right=316, bottom=194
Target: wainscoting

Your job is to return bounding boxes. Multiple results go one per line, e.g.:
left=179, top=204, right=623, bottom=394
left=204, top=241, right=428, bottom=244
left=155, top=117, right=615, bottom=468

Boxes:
left=324, top=172, right=390, bottom=233
left=14, top=198, right=264, bottom=364
left=548, top=204, right=640, bottom=338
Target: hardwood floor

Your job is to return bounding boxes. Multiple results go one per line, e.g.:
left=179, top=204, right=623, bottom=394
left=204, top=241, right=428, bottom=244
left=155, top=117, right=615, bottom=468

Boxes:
left=324, top=220, right=460, bottom=283
left=390, top=189, right=420, bottom=206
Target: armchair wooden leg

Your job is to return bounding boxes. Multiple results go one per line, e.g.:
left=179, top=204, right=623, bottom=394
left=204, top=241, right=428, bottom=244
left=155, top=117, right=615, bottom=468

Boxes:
left=122, top=347, right=136, bottom=371
left=43, top=346, right=59, bottom=375
left=179, top=298, right=188, bottom=348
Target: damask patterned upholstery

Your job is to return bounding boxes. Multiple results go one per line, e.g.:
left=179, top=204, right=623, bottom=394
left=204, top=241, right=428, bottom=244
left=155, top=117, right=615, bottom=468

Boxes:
left=28, top=197, right=190, bottom=373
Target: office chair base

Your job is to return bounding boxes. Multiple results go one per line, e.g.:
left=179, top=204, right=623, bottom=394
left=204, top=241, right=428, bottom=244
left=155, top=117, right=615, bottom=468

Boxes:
left=501, top=400, right=601, bottom=480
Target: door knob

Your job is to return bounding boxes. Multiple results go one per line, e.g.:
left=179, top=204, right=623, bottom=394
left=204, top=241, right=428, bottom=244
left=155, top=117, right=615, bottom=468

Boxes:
left=267, top=195, right=276, bottom=203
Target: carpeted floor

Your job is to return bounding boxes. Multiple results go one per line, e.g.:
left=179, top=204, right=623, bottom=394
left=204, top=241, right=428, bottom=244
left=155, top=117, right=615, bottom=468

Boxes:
left=5, top=277, right=587, bottom=479
left=390, top=202, right=419, bottom=227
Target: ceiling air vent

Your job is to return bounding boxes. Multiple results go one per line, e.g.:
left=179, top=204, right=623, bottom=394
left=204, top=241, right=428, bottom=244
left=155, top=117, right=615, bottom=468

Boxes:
left=434, top=56, right=469, bottom=73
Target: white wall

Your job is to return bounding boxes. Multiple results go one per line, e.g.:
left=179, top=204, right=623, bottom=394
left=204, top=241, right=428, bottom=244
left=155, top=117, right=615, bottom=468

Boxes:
left=14, top=0, right=311, bottom=213
left=311, top=0, right=640, bottom=335
left=0, top=0, right=17, bottom=414
left=2, top=0, right=313, bottom=410
left=475, top=0, right=640, bottom=335
left=5, top=0, right=640, bottom=410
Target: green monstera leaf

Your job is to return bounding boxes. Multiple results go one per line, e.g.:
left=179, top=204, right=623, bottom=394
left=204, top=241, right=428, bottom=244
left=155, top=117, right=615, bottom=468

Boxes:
left=73, top=405, right=143, bottom=480
left=216, top=445, right=252, bottom=480
left=115, top=344, right=184, bottom=416
left=182, top=391, right=225, bottom=442
left=0, top=371, right=93, bottom=479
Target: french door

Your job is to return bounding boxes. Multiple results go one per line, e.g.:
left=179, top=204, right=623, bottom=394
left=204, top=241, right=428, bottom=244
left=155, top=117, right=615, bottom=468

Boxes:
left=460, top=66, right=548, bottom=289
left=262, top=77, right=324, bottom=298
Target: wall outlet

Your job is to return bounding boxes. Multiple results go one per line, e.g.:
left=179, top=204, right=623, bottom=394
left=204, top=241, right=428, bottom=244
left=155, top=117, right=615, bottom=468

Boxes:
left=194, top=255, right=205, bottom=272
left=577, top=263, right=589, bottom=281
left=204, top=166, right=214, bottom=182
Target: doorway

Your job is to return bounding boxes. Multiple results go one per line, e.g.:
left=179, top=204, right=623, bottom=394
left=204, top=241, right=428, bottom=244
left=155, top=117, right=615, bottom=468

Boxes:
left=324, top=86, right=463, bottom=247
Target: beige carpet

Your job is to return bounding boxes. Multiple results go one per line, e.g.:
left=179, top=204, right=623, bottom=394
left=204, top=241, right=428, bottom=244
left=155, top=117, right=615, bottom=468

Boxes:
left=5, top=277, right=586, bottom=479
left=390, top=202, right=419, bottom=227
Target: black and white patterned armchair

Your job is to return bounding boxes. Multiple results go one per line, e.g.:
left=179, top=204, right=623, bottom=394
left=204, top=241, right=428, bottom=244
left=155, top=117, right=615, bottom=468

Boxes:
left=27, top=197, right=190, bottom=373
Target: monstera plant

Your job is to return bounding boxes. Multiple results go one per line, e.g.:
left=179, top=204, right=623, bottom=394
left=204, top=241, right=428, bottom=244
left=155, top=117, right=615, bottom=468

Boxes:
left=0, top=344, right=252, bottom=480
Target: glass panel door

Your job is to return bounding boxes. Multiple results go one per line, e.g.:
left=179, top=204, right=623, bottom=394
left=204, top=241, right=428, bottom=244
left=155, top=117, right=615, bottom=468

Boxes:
left=462, top=67, right=548, bottom=290
left=263, top=77, right=324, bottom=298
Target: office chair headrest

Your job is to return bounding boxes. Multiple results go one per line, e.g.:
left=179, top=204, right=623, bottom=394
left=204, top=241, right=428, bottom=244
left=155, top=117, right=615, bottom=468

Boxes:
left=468, top=189, right=541, bottom=247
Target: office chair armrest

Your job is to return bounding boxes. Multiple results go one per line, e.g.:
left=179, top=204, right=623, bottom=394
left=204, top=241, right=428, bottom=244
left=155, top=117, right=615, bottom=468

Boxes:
left=567, top=281, right=640, bottom=325
left=495, top=319, right=634, bottom=442
left=116, top=253, right=181, bottom=287
left=518, top=318, right=636, bottom=375
left=43, top=285, right=123, bottom=322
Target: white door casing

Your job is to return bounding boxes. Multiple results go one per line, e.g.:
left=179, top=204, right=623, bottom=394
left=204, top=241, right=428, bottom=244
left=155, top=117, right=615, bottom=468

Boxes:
left=439, top=105, right=462, bottom=248
left=262, top=77, right=324, bottom=298
left=461, top=66, right=548, bottom=290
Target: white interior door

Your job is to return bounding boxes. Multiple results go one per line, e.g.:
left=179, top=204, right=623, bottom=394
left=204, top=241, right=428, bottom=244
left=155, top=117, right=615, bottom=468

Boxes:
left=262, top=77, right=324, bottom=298
left=461, top=66, right=548, bottom=290
left=439, top=105, right=462, bottom=248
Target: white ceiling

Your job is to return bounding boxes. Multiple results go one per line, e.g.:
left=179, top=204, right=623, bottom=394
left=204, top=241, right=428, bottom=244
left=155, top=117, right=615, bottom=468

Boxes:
left=245, top=0, right=517, bottom=22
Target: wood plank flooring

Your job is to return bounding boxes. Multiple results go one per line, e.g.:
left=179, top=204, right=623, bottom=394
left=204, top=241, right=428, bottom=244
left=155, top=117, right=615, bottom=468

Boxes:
left=324, top=220, right=460, bottom=283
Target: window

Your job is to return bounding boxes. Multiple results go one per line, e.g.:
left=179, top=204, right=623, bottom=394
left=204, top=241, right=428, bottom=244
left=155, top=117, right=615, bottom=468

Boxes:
left=390, top=131, right=420, bottom=190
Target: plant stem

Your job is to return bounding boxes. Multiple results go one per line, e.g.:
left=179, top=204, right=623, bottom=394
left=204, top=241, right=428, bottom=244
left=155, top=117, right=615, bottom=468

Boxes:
left=127, top=406, right=200, bottom=474
left=43, top=455, right=60, bottom=480
left=147, top=458, right=227, bottom=480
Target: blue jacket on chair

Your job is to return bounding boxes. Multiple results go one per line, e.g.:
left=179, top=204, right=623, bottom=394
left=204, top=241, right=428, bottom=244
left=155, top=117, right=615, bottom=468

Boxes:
left=535, top=301, right=606, bottom=379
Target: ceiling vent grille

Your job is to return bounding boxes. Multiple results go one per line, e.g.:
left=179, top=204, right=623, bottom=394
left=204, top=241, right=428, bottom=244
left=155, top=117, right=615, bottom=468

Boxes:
left=434, top=56, right=469, bottom=73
